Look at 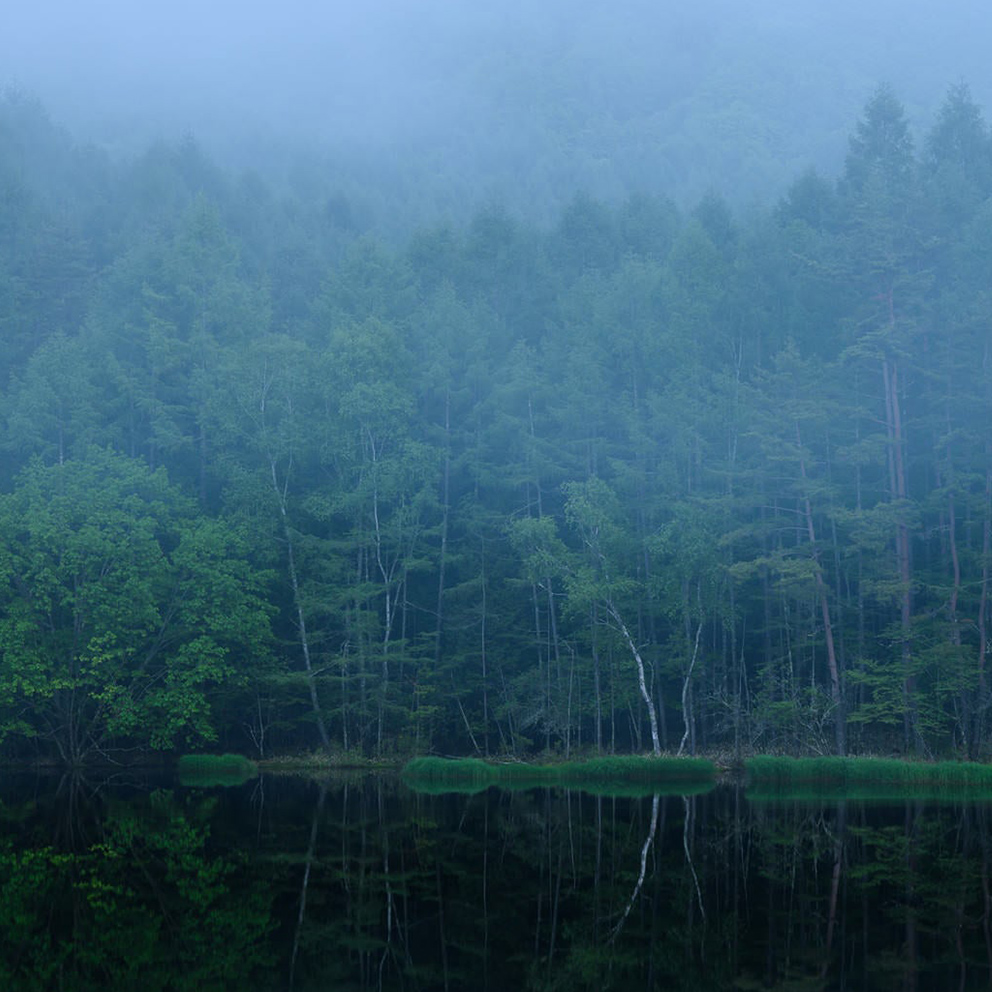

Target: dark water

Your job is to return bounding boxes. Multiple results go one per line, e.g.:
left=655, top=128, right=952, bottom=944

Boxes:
left=1, top=772, right=991, bottom=990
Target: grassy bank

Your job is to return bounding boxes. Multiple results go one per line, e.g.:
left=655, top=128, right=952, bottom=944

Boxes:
left=258, top=750, right=398, bottom=774
left=402, top=755, right=716, bottom=797
left=178, top=753, right=258, bottom=787
left=746, top=755, right=992, bottom=801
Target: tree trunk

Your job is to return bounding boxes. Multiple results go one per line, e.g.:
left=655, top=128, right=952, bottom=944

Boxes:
left=678, top=622, right=703, bottom=757
left=607, top=602, right=660, bottom=756
left=271, top=456, right=331, bottom=751
left=977, top=462, right=991, bottom=755
left=884, top=357, right=918, bottom=752
left=796, top=421, right=844, bottom=754
left=434, top=391, right=450, bottom=670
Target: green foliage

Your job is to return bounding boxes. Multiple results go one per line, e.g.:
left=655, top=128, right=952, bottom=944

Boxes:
left=5, top=84, right=992, bottom=760
left=0, top=450, right=273, bottom=760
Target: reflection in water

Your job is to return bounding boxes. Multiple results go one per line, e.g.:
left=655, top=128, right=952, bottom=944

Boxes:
left=0, top=773, right=991, bottom=989
left=289, top=781, right=325, bottom=989
left=609, top=792, right=660, bottom=942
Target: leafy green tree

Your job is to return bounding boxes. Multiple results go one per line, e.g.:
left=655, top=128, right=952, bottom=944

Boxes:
left=0, top=449, right=272, bottom=762
left=923, top=83, right=992, bottom=231
left=83, top=197, right=268, bottom=498
left=312, top=316, right=441, bottom=753
left=203, top=333, right=336, bottom=751
left=562, top=478, right=664, bottom=755
left=839, top=86, right=928, bottom=752
left=738, top=344, right=847, bottom=753
left=4, top=334, right=101, bottom=465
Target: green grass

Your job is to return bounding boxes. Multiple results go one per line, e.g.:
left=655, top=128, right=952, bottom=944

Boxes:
left=402, top=755, right=716, bottom=797
left=258, top=749, right=397, bottom=773
left=177, top=753, right=259, bottom=787
left=746, top=755, right=992, bottom=801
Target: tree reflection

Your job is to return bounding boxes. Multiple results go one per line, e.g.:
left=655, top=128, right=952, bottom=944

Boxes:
left=1, top=776, right=992, bottom=989
left=0, top=781, right=273, bottom=991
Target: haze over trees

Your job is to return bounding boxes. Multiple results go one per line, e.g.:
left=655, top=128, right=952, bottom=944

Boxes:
left=2, top=3, right=992, bottom=763
left=5, top=1, right=992, bottom=230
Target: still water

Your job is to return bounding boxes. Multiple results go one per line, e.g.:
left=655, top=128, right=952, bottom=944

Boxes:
left=1, top=771, right=990, bottom=990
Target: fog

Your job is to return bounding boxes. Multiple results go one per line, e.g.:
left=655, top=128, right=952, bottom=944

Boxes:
left=7, top=0, right=992, bottom=795
left=3, top=1, right=992, bottom=220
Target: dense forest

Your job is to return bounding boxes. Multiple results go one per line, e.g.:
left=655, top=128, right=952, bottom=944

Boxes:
left=2, top=81, right=992, bottom=763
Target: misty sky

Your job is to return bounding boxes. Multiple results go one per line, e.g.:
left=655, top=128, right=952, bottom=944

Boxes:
left=3, top=1, right=990, bottom=211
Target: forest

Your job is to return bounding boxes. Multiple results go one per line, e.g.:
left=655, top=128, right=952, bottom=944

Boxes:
left=2, top=80, right=992, bottom=764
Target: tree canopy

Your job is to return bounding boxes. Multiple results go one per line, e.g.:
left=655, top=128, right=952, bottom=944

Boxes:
left=3, top=84, right=992, bottom=761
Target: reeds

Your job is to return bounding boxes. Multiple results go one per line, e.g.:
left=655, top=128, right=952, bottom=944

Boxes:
left=177, top=753, right=258, bottom=787
left=746, top=755, right=992, bottom=801
left=402, top=755, right=716, bottom=796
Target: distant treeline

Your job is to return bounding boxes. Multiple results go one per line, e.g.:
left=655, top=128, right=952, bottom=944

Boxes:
left=1, top=84, right=991, bottom=762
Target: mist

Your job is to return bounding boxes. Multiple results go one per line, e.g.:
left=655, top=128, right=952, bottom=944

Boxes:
left=4, top=0, right=991, bottom=222
left=7, top=0, right=992, bottom=879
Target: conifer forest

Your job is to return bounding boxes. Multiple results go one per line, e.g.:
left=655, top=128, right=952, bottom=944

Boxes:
left=3, top=78, right=992, bottom=765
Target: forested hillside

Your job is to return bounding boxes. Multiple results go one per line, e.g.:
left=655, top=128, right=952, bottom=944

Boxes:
left=8, top=0, right=992, bottom=232
left=2, top=84, right=991, bottom=762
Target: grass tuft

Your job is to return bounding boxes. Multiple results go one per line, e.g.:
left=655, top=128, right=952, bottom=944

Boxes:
left=178, top=753, right=258, bottom=787
left=746, top=755, right=992, bottom=801
left=402, top=755, right=715, bottom=797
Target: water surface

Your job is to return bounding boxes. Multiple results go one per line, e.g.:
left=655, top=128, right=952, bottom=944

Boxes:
left=1, top=771, right=990, bottom=989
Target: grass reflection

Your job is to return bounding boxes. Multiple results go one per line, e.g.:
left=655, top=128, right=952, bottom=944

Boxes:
left=746, top=755, right=992, bottom=802
left=402, top=755, right=716, bottom=796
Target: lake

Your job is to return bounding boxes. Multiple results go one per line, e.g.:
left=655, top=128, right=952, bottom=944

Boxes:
left=1, top=771, right=990, bottom=990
